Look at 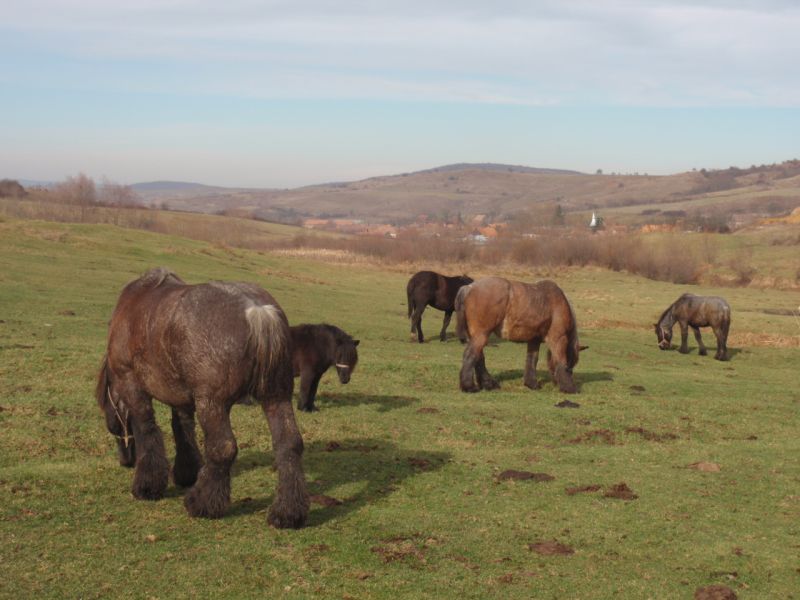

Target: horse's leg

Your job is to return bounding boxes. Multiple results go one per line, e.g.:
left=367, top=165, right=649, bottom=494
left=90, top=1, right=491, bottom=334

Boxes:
left=460, top=334, right=487, bottom=393
left=184, top=399, right=237, bottom=519
left=411, top=305, right=426, bottom=343
left=171, top=406, right=203, bottom=488
left=439, top=310, right=453, bottom=342
left=116, top=379, right=169, bottom=501
left=713, top=323, right=729, bottom=361
left=692, top=326, right=707, bottom=356
left=297, top=368, right=315, bottom=412
left=524, top=340, right=541, bottom=390
left=302, top=371, right=323, bottom=413
left=263, top=398, right=309, bottom=529
left=548, top=337, right=578, bottom=394
left=476, top=353, right=500, bottom=390
left=678, top=321, right=690, bottom=354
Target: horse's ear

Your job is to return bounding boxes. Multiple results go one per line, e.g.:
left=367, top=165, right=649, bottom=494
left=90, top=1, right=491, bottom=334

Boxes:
left=353, top=340, right=360, bottom=347
left=578, top=345, right=589, bottom=352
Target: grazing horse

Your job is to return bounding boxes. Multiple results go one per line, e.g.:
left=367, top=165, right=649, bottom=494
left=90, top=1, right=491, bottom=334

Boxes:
left=655, top=293, right=731, bottom=360
left=407, top=270, right=473, bottom=343
left=458, top=277, right=586, bottom=394
left=95, top=268, right=309, bottom=528
left=291, top=323, right=359, bottom=412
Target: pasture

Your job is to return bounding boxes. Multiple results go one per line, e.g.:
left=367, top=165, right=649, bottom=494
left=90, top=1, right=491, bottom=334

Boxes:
left=1, top=218, right=799, bottom=598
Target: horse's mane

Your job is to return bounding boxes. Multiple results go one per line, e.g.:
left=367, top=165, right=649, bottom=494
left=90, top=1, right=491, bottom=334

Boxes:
left=656, top=304, right=672, bottom=326
left=137, top=267, right=184, bottom=288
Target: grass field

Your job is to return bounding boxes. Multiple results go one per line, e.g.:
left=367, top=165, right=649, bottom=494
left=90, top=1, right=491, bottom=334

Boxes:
left=1, top=218, right=799, bottom=599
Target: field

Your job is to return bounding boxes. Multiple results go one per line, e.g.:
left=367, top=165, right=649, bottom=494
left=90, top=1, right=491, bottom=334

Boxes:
left=1, top=218, right=799, bottom=599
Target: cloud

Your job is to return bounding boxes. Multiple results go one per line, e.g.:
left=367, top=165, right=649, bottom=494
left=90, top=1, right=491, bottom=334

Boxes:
left=2, top=1, right=800, bottom=106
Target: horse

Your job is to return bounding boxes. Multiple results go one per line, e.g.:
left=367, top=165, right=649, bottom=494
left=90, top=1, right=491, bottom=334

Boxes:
left=290, top=323, right=359, bottom=412
left=406, top=270, right=473, bottom=343
left=95, top=267, right=309, bottom=528
left=457, top=277, right=587, bottom=394
left=655, top=293, right=731, bottom=360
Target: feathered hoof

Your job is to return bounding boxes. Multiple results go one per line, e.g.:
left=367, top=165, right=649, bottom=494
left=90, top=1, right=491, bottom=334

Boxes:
left=183, top=484, right=229, bottom=519
left=481, top=379, right=500, bottom=391
left=268, top=501, right=309, bottom=529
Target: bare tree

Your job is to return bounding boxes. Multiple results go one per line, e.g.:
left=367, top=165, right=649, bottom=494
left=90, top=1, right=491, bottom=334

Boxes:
left=99, top=178, right=138, bottom=207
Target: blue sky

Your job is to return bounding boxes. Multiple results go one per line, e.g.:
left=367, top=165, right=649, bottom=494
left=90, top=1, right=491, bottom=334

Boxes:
left=1, top=1, right=799, bottom=187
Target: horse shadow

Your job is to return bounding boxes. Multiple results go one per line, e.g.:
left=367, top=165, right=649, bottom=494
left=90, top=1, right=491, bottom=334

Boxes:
left=230, top=438, right=451, bottom=526
left=493, top=369, right=614, bottom=386
left=312, top=392, right=418, bottom=412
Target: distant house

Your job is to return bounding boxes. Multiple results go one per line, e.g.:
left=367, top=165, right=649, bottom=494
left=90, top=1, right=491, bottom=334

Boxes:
left=589, top=212, right=604, bottom=231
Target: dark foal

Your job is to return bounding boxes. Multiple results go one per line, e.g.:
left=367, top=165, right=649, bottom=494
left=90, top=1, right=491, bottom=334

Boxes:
left=96, top=268, right=309, bottom=528
left=458, top=277, right=587, bottom=394
left=655, top=293, right=731, bottom=360
left=406, top=270, right=473, bottom=343
left=291, top=323, right=359, bottom=412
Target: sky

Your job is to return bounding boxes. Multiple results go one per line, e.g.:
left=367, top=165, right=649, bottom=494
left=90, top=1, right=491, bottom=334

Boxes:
left=1, top=0, right=799, bottom=188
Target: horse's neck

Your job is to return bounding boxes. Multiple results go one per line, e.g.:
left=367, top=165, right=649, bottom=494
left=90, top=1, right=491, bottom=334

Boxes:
left=659, top=307, right=675, bottom=329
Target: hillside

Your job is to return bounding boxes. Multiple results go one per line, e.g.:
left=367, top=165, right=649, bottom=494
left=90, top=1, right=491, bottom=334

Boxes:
left=131, top=161, right=800, bottom=225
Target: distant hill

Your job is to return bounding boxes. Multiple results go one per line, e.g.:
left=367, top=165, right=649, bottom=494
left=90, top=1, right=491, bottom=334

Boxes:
left=123, top=160, right=800, bottom=225
left=412, top=163, right=584, bottom=176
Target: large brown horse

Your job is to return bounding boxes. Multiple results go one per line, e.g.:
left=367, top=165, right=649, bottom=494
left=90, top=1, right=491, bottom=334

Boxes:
left=457, top=277, right=586, bottom=394
left=407, top=270, right=473, bottom=343
left=96, top=268, right=308, bottom=528
left=655, top=293, right=731, bottom=360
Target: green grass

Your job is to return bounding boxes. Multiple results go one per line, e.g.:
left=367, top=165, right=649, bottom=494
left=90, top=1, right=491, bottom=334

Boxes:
left=1, top=219, right=799, bottom=599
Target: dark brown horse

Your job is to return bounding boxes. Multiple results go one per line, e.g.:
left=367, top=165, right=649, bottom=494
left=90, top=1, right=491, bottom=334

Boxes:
left=655, top=293, right=731, bottom=360
left=96, top=268, right=308, bottom=528
left=458, top=277, right=586, bottom=394
left=407, top=270, right=473, bottom=343
left=291, top=323, right=359, bottom=412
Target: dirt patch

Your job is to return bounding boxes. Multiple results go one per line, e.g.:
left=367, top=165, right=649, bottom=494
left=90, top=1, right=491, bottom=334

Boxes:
left=497, top=470, right=554, bottom=482
left=310, top=494, right=342, bottom=507
left=528, top=540, right=574, bottom=556
left=417, top=407, right=440, bottom=414
left=625, top=426, right=678, bottom=442
left=407, top=457, right=433, bottom=470
left=603, top=482, right=638, bottom=500
left=324, top=441, right=342, bottom=452
left=555, top=400, right=580, bottom=409
left=629, top=385, right=646, bottom=392
left=565, top=484, right=602, bottom=496
left=569, top=429, right=616, bottom=445
left=694, top=584, right=738, bottom=600
left=370, top=534, right=435, bottom=565
left=58, top=309, right=76, bottom=316
left=688, top=462, right=721, bottom=472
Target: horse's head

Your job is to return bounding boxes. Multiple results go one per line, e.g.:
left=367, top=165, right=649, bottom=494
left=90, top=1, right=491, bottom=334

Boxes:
left=334, top=338, right=359, bottom=384
left=654, top=323, right=672, bottom=350
left=99, top=388, right=136, bottom=467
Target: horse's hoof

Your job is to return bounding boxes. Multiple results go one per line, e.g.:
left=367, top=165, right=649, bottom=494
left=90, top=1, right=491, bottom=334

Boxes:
left=460, top=384, right=480, bottom=393
left=481, top=380, right=500, bottom=391
left=698, top=350, right=707, bottom=356
left=184, top=487, right=229, bottom=519
left=268, top=504, right=308, bottom=529
left=132, top=482, right=166, bottom=501
left=524, top=381, right=541, bottom=390
left=679, top=348, right=690, bottom=354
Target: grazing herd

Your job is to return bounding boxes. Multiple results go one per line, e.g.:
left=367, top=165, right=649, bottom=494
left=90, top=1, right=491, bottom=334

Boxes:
left=96, top=266, right=732, bottom=528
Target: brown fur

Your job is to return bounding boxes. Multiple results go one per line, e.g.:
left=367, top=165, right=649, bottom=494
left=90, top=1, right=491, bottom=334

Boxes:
left=407, top=270, right=473, bottom=343
left=457, top=277, right=585, bottom=394
left=96, top=267, right=308, bottom=527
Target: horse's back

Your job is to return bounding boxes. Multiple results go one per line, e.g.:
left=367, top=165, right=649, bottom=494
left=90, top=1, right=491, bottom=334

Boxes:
left=107, top=272, right=287, bottom=402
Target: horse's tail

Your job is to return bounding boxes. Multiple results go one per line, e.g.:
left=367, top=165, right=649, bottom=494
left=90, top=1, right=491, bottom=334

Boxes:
left=246, top=304, right=293, bottom=401
left=455, top=284, right=472, bottom=342
left=96, top=354, right=110, bottom=412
